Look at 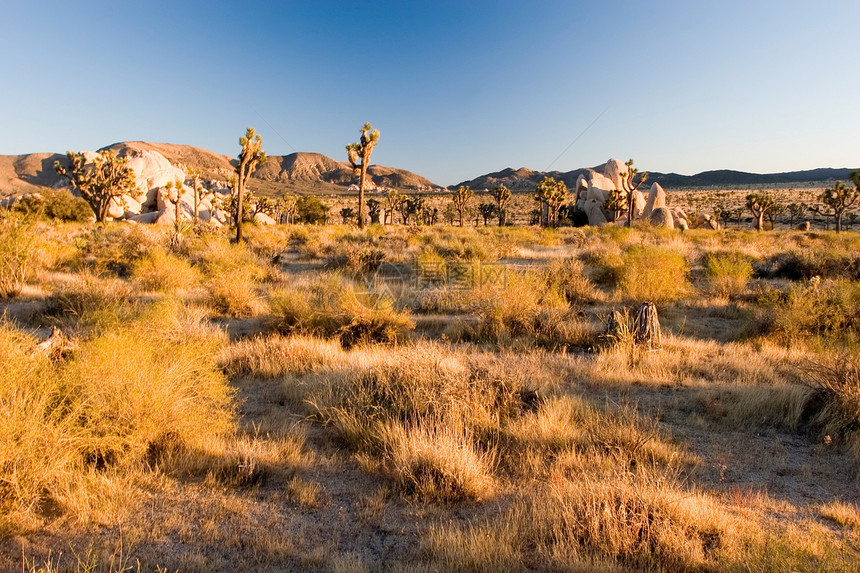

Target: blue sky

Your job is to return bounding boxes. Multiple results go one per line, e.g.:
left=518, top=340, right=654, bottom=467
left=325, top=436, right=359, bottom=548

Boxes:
left=1, top=0, right=857, bottom=185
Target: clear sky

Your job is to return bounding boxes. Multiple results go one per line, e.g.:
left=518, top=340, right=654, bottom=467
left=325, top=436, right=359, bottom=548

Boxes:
left=1, top=0, right=857, bottom=186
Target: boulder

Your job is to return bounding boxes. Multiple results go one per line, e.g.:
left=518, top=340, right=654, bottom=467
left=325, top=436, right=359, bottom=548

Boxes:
left=649, top=206, right=675, bottom=229
left=155, top=208, right=176, bottom=226
left=254, top=212, right=276, bottom=225
left=584, top=198, right=608, bottom=226
left=631, top=190, right=646, bottom=218
left=127, top=210, right=162, bottom=224
left=796, top=221, right=811, bottom=231
left=124, top=150, right=187, bottom=204
left=641, top=182, right=667, bottom=218
left=694, top=213, right=720, bottom=230
left=603, top=158, right=631, bottom=193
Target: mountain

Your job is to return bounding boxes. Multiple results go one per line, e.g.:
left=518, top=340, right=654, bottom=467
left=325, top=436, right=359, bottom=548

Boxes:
left=0, top=142, right=442, bottom=196
left=456, top=165, right=857, bottom=191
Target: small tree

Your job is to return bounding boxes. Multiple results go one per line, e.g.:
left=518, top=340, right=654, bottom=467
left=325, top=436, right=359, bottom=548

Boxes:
left=346, top=122, right=380, bottom=228
left=746, top=192, right=777, bottom=231
left=366, top=198, right=382, bottom=224
left=164, top=179, right=185, bottom=231
left=787, top=202, right=806, bottom=227
left=534, top=176, right=568, bottom=227
left=54, top=150, right=136, bottom=223
left=624, top=159, right=648, bottom=226
left=813, top=179, right=860, bottom=233
left=401, top=196, right=424, bottom=225
left=340, top=206, right=356, bottom=224
left=490, top=184, right=512, bottom=226
left=383, top=189, right=404, bottom=225
left=451, top=186, right=474, bottom=227
left=278, top=195, right=298, bottom=224
left=188, top=168, right=203, bottom=225
left=478, top=203, right=497, bottom=226
left=296, top=195, right=329, bottom=224
left=254, top=197, right=276, bottom=217
left=235, top=128, right=267, bottom=242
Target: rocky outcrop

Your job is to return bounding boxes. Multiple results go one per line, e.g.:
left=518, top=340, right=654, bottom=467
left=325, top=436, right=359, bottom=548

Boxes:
left=649, top=207, right=675, bottom=229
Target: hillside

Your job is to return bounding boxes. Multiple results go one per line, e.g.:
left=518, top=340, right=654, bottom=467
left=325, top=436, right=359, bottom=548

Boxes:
left=0, top=142, right=442, bottom=197
left=456, top=165, right=857, bottom=191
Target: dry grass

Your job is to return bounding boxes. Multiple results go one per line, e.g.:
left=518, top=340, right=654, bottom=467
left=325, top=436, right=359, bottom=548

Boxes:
left=131, top=248, right=201, bottom=293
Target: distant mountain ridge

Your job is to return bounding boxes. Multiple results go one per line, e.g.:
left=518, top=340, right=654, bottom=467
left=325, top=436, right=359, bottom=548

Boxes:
left=0, top=141, right=441, bottom=196
left=456, top=165, right=857, bottom=191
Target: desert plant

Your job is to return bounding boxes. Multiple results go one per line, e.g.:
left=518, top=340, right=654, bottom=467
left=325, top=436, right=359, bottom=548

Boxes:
left=534, top=176, right=567, bottom=227
left=13, top=188, right=93, bottom=222
left=618, top=246, right=690, bottom=302
left=131, top=248, right=201, bottom=293
left=53, top=150, right=137, bottom=222
left=340, top=207, right=356, bottom=224
left=296, top=195, right=329, bottom=224
left=478, top=203, right=497, bottom=226
left=366, top=198, right=382, bottom=224
left=490, top=184, right=513, bottom=226
left=0, top=215, right=38, bottom=298
left=451, top=186, right=474, bottom=227
left=346, top=122, right=380, bottom=228
left=746, top=192, right=778, bottom=231
left=705, top=251, right=754, bottom=297
left=800, top=353, right=860, bottom=457
left=812, top=180, right=860, bottom=233
left=234, top=127, right=267, bottom=242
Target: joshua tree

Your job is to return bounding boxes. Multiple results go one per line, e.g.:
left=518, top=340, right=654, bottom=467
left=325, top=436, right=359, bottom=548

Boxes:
left=383, top=189, right=404, bottom=225
left=451, top=186, right=474, bottom=227
left=346, top=122, right=380, bottom=228
left=278, top=195, right=298, bottom=224
left=478, top=203, right=497, bottom=226
left=534, top=176, right=568, bottom=227
left=235, top=127, right=266, bottom=242
left=787, top=202, right=806, bottom=227
left=624, top=159, right=648, bottom=226
left=366, top=198, right=382, bottom=224
left=812, top=179, right=860, bottom=233
left=187, top=168, right=204, bottom=224
left=490, top=184, right=512, bottom=226
left=164, top=179, right=185, bottom=231
left=254, top=197, right=276, bottom=217
left=340, top=206, right=356, bottom=224
left=746, top=192, right=777, bottom=231
left=400, top=196, right=424, bottom=225
left=54, top=150, right=136, bottom=223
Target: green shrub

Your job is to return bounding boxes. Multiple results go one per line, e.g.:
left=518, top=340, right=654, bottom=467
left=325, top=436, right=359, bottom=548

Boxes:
left=759, top=280, right=860, bottom=343
left=14, top=189, right=93, bottom=222
left=618, top=246, right=690, bottom=302
left=296, top=195, right=330, bottom=224
left=704, top=251, right=754, bottom=297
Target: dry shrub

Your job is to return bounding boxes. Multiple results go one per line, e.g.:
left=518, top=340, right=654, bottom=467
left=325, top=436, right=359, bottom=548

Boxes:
left=0, top=215, right=39, bottom=297
left=428, top=470, right=752, bottom=573
left=800, top=353, right=860, bottom=457
left=44, top=273, right=137, bottom=329
left=0, top=299, right=235, bottom=533
left=131, top=248, right=201, bottom=293
left=67, top=224, right=167, bottom=277
left=379, top=422, right=495, bottom=502
left=758, top=247, right=860, bottom=281
left=268, top=274, right=413, bottom=348
left=817, top=499, right=860, bottom=530
left=617, top=246, right=690, bottom=302
left=220, top=334, right=344, bottom=378
left=301, top=345, right=529, bottom=500
left=465, top=270, right=592, bottom=348
left=704, top=250, right=753, bottom=298
left=206, top=265, right=263, bottom=317
left=758, top=280, right=860, bottom=343
left=546, top=257, right=604, bottom=304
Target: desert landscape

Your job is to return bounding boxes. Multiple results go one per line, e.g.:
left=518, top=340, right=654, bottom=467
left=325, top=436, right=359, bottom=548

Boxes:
left=3, top=2, right=860, bottom=571
left=0, top=137, right=859, bottom=571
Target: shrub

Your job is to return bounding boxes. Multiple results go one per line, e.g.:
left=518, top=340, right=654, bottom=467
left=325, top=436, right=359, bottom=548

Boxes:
left=704, top=251, right=754, bottom=297
left=43, top=273, right=137, bottom=330
left=206, top=265, right=262, bottom=317
left=14, top=188, right=93, bottom=222
left=758, top=280, right=860, bottom=343
left=268, top=275, right=413, bottom=347
left=296, top=195, right=330, bottom=224
left=132, top=248, right=201, bottom=293
left=0, top=301, right=235, bottom=532
left=617, top=246, right=690, bottom=302
left=800, top=353, right=860, bottom=457
left=0, top=215, right=38, bottom=297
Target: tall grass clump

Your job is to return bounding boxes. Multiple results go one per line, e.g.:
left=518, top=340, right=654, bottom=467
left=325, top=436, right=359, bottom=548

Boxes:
left=758, top=280, right=860, bottom=343
left=0, top=300, right=235, bottom=533
left=131, top=248, right=201, bottom=293
left=44, top=273, right=137, bottom=331
left=704, top=251, right=754, bottom=298
left=301, top=345, right=531, bottom=500
left=617, top=246, right=690, bottom=303
left=800, top=353, right=860, bottom=457
left=464, top=270, right=592, bottom=348
left=268, top=273, right=413, bottom=347
left=195, top=238, right=271, bottom=317
left=0, top=215, right=39, bottom=297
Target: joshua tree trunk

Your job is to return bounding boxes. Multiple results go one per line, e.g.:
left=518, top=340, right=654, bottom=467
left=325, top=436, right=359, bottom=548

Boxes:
left=358, top=161, right=368, bottom=228
left=236, top=159, right=248, bottom=242
left=633, top=302, right=661, bottom=350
